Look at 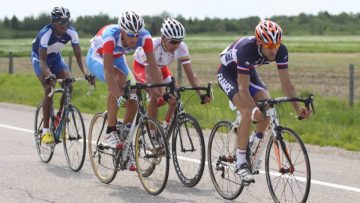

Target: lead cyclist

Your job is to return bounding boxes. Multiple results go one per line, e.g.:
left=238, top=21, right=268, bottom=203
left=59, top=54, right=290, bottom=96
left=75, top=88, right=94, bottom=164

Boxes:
left=217, top=20, right=311, bottom=184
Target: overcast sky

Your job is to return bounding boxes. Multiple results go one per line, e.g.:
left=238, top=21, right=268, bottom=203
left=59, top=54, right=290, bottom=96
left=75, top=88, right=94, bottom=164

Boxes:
left=1, top=0, right=360, bottom=20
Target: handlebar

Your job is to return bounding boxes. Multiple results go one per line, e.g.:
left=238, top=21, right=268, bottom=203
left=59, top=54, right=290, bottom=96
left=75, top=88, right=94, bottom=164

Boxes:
left=48, top=77, right=94, bottom=97
left=256, top=94, right=315, bottom=120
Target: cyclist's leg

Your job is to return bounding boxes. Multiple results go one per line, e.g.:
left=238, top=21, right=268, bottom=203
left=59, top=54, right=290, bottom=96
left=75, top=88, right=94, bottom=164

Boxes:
left=52, top=53, right=71, bottom=118
left=115, top=56, right=137, bottom=124
left=250, top=70, right=270, bottom=137
left=160, top=66, right=176, bottom=123
left=32, top=53, right=53, bottom=129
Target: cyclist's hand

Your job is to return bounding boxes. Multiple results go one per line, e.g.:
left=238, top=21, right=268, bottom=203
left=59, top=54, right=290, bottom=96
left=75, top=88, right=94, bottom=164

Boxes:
left=200, top=94, right=211, bottom=104
left=251, top=107, right=263, bottom=123
left=85, top=73, right=96, bottom=86
left=297, top=106, right=311, bottom=119
left=45, top=73, right=56, bottom=85
left=117, top=96, right=128, bottom=108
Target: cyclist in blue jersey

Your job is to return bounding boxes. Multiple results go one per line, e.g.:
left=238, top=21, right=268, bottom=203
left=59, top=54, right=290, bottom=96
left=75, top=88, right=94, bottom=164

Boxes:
left=86, top=11, right=163, bottom=171
left=31, top=7, right=94, bottom=144
left=217, top=20, right=311, bottom=184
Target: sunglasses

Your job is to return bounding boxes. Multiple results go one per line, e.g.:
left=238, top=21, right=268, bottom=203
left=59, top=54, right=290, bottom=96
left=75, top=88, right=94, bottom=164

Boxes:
left=169, top=40, right=182, bottom=45
left=56, top=19, right=70, bottom=26
left=126, top=33, right=140, bottom=38
left=262, top=43, right=280, bottom=49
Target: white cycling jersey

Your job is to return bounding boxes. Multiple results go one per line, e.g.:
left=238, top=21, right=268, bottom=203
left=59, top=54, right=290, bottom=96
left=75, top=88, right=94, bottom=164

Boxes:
left=133, top=37, right=190, bottom=67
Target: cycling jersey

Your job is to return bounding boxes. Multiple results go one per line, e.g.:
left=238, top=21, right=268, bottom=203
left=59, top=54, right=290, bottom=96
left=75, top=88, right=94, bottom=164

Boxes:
left=133, top=37, right=190, bottom=67
left=217, top=36, right=289, bottom=100
left=31, top=24, right=78, bottom=76
left=86, top=24, right=152, bottom=82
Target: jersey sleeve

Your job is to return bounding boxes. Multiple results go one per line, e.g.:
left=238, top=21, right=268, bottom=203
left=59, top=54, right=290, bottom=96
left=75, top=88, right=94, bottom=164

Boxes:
left=39, top=29, right=52, bottom=49
left=236, top=49, right=252, bottom=75
left=142, top=37, right=154, bottom=53
left=275, top=44, right=289, bottom=70
left=67, top=27, right=80, bottom=45
left=175, top=42, right=190, bottom=64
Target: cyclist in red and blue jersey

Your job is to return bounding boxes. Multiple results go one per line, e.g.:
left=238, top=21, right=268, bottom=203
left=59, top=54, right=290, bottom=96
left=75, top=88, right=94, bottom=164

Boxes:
left=86, top=11, right=163, bottom=171
left=217, top=20, right=311, bottom=184
left=31, top=7, right=94, bottom=144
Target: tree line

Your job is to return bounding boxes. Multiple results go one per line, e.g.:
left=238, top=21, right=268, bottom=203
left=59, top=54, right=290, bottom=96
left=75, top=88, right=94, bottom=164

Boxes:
left=1, top=11, right=360, bottom=38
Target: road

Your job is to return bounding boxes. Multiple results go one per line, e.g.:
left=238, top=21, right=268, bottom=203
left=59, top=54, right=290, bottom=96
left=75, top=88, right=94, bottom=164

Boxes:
left=0, top=103, right=359, bottom=202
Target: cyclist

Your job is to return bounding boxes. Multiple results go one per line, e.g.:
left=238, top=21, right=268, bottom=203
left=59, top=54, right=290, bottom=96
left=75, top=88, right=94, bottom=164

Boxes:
left=217, top=20, right=311, bottom=184
left=133, top=18, right=211, bottom=128
left=31, top=6, right=94, bottom=144
left=86, top=11, right=163, bottom=171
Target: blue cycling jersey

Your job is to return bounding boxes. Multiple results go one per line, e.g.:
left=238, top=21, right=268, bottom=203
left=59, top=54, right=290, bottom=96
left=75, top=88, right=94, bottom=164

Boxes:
left=31, top=24, right=79, bottom=59
left=219, top=36, right=288, bottom=75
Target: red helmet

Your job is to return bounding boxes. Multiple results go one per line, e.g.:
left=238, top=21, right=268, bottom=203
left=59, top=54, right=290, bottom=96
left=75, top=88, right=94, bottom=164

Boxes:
left=255, top=20, right=282, bottom=45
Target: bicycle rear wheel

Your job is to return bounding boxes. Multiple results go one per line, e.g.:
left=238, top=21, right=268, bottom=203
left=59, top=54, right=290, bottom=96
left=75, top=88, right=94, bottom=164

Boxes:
left=172, top=113, right=205, bottom=187
left=208, top=121, right=243, bottom=200
left=135, top=117, right=170, bottom=195
left=34, top=103, right=54, bottom=163
left=265, top=127, right=311, bottom=203
left=63, top=105, right=86, bottom=172
left=88, top=112, right=118, bottom=184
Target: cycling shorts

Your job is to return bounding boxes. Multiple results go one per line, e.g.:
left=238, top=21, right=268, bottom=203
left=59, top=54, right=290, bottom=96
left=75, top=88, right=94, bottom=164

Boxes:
left=31, top=52, right=69, bottom=76
left=133, top=60, right=172, bottom=84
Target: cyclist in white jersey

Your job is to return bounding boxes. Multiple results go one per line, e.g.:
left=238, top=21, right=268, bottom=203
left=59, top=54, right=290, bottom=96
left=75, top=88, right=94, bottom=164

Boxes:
left=133, top=18, right=211, bottom=125
left=217, top=20, right=311, bottom=183
left=31, top=7, right=94, bottom=144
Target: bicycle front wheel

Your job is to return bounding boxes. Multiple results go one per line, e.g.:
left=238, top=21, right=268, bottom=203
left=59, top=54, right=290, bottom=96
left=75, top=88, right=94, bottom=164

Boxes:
left=135, top=117, right=170, bottom=195
left=208, top=121, right=243, bottom=200
left=34, top=103, right=54, bottom=163
left=265, top=127, right=311, bottom=203
left=172, top=113, right=205, bottom=187
left=88, top=112, right=118, bottom=184
left=62, top=105, right=86, bottom=172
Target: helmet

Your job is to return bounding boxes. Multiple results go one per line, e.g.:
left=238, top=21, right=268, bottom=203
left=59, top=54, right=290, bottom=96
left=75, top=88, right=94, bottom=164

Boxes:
left=51, top=6, right=70, bottom=21
left=161, top=18, right=186, bottom=41
left=118, top=11, right=144, bottom=33
left=255, top=20, right=282, bottom=45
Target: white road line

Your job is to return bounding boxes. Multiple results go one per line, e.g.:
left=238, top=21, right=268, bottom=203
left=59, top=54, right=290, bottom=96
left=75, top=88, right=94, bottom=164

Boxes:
left=2, top=123, right=360, bottom=194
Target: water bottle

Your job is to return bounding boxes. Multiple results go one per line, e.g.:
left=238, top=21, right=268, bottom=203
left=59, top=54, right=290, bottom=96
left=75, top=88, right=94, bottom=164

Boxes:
left=250, top=132, right=264, bottom=155
left=116, top=121, right=124, bottom=140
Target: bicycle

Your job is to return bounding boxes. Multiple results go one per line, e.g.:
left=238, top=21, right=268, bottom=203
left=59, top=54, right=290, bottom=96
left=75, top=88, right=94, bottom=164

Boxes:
left=88, top=80, right=172, bottom=195
left=159, top=78, right=212, bottom=187
left=34, top=77, right=93, bottom=172
left=208, top=94, right=314, bottom=202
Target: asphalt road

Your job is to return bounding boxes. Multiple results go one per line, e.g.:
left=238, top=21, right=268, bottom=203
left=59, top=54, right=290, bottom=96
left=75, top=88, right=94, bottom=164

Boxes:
left=0, top=103, right=359, bottom=203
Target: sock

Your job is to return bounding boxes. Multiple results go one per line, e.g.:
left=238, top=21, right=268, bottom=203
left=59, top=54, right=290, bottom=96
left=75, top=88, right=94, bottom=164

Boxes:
left=106, top=126, right=117, bottom=134
left=236, top=148, right=247, bottom=167
left=42, top=128, right=49, bottom=135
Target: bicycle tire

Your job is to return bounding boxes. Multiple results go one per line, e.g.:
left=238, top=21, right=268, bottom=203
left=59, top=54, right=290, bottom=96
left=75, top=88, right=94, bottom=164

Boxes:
left=88, top=112, right=118, bottom=184
left=135, top=117, right=170, bottom=195
left=265, top=127, right=311, bottom=203
left=172, top=113, right=205, bottom=187
left=208, top=121, right=244, bottom=200
left=63, top=105, right=86, bottom=172
left=34, top=103, right=54, bottom=163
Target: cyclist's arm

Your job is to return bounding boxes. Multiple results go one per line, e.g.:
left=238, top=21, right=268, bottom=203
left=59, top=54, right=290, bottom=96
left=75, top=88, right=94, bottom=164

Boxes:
left=72, top=44, right=88, bottom=76
left=278, top=68, right=301, bottom=111
left=182, top=62, right=201, bottom=95
left=143, top=39, right=163, bottom=96
left=39, top=48, right=51, bottom=78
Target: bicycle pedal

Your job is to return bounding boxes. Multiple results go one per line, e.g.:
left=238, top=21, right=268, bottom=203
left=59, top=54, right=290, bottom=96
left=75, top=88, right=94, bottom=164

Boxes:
left=252, top=170, right=259, bottom=175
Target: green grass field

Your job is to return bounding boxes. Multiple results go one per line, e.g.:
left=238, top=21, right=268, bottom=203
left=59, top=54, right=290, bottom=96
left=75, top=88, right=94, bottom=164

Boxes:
left=0, top=73, right=359, bottom=151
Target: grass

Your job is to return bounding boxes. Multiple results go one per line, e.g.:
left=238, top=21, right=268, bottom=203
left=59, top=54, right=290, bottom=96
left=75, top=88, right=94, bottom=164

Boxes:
left=0, top=73, right=359, bottom=151
left=1, top=35, right=360, bottom=57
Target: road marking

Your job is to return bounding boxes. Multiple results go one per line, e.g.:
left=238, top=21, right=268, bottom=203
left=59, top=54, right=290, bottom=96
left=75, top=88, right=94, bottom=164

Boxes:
left=2, top=123, right=360, bottom=194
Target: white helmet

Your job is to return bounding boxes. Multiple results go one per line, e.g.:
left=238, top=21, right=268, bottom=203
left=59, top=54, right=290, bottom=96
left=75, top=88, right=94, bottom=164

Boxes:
left=118, top=11, right=144, bottom=33
left=51, top=6, right=70, bottom=21
left=161, top=18, right=186, bottom=41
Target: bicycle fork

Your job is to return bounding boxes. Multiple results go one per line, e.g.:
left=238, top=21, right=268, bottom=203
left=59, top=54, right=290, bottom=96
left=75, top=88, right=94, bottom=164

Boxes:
left=273, top=127, right=294, bottom=174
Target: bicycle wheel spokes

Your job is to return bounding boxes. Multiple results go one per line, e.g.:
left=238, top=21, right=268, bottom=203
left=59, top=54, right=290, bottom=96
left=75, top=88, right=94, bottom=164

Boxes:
left=88, top=112, right=118, bottom=184
left=172, top=114, right=205, bottom=187
left=34, top=103, right=54, bottom=163
left=208, top=121, right=243, bottom=200
left=63, top=106, right=86, bottom=172
left=265, top=128, right=311, bottom=203
left=135, top=117, right=169, bottom=195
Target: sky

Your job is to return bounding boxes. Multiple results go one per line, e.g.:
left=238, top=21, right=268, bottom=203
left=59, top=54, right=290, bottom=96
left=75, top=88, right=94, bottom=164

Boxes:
left=1, top=0, right=360, bottom=20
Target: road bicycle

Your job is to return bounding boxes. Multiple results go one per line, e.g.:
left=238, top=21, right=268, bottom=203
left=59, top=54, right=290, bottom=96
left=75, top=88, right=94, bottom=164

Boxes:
left=34, top=77, right=92, bottom=172
left=159, top=78, right=212, bottom=187
left=88, top=80, right=172, bottom=195
left=208, top=94, right=314, bottom=202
